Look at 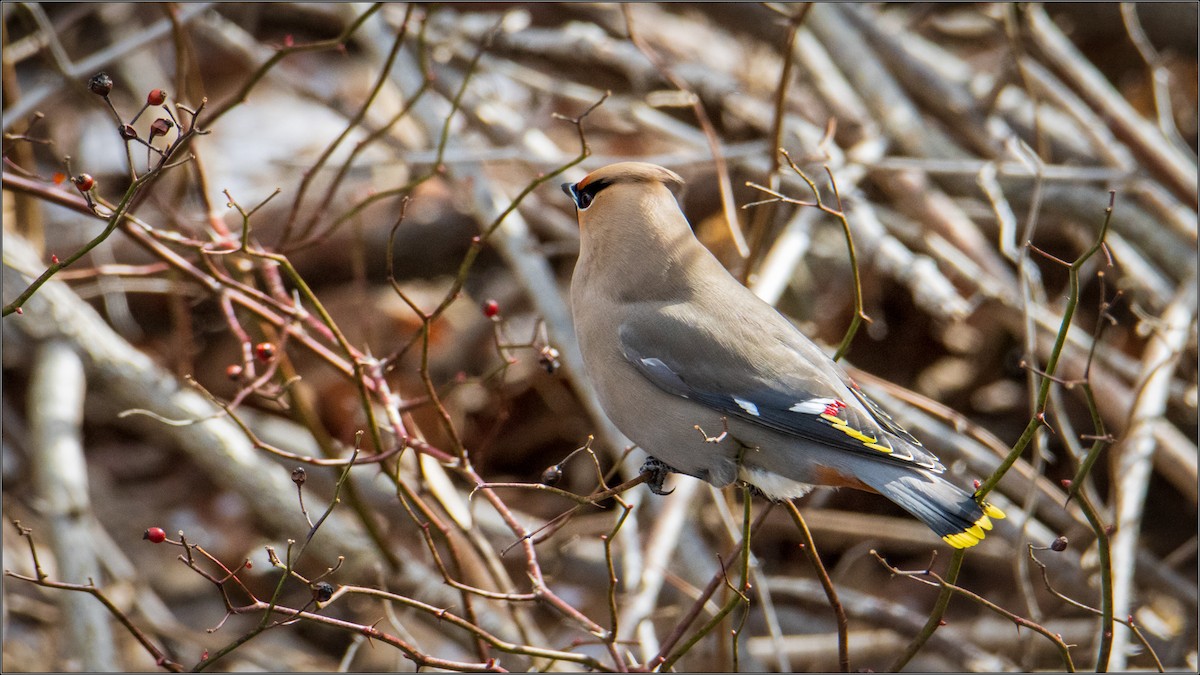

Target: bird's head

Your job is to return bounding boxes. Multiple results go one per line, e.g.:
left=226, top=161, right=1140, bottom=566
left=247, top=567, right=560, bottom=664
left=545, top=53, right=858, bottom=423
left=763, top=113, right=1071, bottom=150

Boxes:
left=561, top=162, right=684, bottom=215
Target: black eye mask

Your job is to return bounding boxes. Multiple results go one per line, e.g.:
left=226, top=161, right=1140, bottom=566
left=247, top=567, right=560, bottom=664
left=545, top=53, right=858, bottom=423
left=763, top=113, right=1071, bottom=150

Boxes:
left=561, top=178, right=612, bottom=210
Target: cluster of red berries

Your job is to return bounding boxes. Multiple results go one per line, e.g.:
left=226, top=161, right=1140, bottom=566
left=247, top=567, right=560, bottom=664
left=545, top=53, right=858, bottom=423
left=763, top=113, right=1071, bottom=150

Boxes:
left=77, top=72, right=177, bottom=194
left=223, top=343, right=277, bottom=381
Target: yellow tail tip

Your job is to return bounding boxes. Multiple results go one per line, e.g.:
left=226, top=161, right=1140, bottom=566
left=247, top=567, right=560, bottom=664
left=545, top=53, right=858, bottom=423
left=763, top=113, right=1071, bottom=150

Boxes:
left=943, top=506, right=1006, bottom=548
left=943, top=531, right=982, bottom=548
left=983, top=503, right=1007, bottom=520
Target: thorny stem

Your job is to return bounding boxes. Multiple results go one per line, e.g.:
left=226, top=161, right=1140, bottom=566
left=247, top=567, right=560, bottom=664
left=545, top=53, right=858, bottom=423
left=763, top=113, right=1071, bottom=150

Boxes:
left=731, top=486, right=755, bottom=671
left=280, top=5, right=415, bottom=246
left=875, top=551, right=1076, bottom=671
left=341, top=585, right=611, bottom=669
left=4, top=101, right=208, bottom=316
left=785, top=501, right=849, bottom=672
left=602, top=498, right=635, bottom=661
left=746, top=150, right=868, bottom=361
left=236, top=447, right=353, bottom=662
left=5, top=521, right=185, bottom=671
left=622, top=3, right=749, bottom=259
left=743, top=4, right=812, bottom=282
left=976, top=194, right=1115, bottom=498
left=660, top=487, right=755, bottom=672
left=202, top=4, right=384, bottom=129
left=1028, top=545, right=1164, bottom=672
left=225, top=192, right=393, bottom=463
left=3, top=15, right=634, bottom=673
left=888, top=548, right=965, bottom=671
left=974, top=194, right=1117, bottom=671
left=894, top=192, right=1117, bottom=671
left=325, top=10, right=489, bottom=235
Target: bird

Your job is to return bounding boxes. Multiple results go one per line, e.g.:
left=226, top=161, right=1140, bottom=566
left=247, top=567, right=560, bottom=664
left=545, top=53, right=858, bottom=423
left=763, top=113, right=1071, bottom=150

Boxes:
left=562, top=161, right=1005, bottom=548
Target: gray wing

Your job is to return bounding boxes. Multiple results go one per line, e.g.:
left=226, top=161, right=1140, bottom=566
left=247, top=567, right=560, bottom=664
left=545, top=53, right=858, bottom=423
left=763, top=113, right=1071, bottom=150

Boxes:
left=618, top=303, right=944, bottom=471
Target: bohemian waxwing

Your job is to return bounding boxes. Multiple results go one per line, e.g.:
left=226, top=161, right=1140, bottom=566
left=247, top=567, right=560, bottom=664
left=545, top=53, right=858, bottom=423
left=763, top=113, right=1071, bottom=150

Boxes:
left=562, top=162, right=1005, bottom=548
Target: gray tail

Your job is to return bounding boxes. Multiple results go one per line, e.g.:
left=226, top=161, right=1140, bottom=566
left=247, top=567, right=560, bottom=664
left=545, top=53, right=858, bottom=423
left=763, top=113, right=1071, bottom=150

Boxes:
left=857, top=468, right=1006, bottom=548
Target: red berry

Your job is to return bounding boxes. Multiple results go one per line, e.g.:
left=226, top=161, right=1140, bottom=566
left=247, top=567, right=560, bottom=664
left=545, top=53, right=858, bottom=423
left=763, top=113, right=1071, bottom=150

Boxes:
left=143, top=527, right=166, bottom=543
left=1060, top=479, right=1072, bottom=489
left=254, top=342, right=276, bottom=362
left=147, top=88, right=167, bottom=106
left=283, top=34, right=294, bottom=48
left=482, top=299, right=500, bottom=318
left=72, top=174, right=95, bottom=192
left=972, top=479, right=981, bottom=489
left=225, top=364, right=243, bottom=380
left=50, top=255, right=60, bottom=265
left=53, top=172, right=66, bottom=184
left=149, top=118, right=173, bottom=138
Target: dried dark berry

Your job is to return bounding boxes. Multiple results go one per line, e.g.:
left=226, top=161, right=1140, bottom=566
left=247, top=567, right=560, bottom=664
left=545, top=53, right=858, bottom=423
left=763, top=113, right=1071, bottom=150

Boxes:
left=118, top=124, right=138, bottom=140
left=312, top=581, right=334, bottom=602
left=88, top=72, right=113, bottom=96
left=291, top=467, right=307, bottom=486
left=149, top=118, right=174, bottom=138
left=1050, top=536, right=1069, bottom=552
left=538, top=346, right=561, bottom=374
left=540, top=465, right=562, bottom=486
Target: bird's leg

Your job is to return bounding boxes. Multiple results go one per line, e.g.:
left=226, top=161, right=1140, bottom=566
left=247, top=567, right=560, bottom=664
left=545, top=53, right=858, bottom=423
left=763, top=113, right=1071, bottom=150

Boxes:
left=731, top=443, right=772, bottom=500
left=639, top=456, right=677, bottom=495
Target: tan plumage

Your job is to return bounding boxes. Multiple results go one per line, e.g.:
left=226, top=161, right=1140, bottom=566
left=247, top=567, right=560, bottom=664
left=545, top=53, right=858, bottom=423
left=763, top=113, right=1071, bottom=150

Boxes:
left=563, top=162, right=1004, bottom=548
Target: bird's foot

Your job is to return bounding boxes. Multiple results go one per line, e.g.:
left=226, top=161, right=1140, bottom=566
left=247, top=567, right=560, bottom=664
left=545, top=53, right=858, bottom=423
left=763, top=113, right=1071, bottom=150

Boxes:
left=640, top=457, right=677, bottom=496
left=739, top=481, right=772, bottom=501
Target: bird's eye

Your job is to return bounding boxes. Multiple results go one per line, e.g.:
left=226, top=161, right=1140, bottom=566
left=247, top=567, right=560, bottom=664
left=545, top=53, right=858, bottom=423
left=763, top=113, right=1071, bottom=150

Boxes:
left=563, top=179, right=610, bottom=211
left=575, top=188, right=593, bottom=209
